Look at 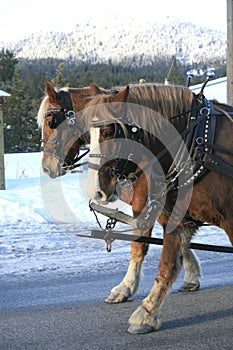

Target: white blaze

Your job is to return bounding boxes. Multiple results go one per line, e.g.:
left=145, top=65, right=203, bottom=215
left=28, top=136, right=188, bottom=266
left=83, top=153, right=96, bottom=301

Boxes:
left=88, top=127, right=101, bottom=198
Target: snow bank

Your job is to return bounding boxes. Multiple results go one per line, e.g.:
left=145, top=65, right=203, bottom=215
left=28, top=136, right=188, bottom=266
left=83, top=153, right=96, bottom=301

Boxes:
left=0, top=152, right=230, bottom=278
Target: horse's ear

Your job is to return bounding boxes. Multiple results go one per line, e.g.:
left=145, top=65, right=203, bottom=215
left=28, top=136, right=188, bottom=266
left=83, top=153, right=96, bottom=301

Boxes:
left=46, top=81, right=59, bottom=103
left=112, top=86, right=129, bottom=102
left=90, top=84, right=102, bottom=96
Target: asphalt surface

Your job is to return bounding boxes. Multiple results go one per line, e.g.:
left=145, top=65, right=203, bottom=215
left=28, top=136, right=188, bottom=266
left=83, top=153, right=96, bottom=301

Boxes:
left=0, top=251, right=232, bottom=350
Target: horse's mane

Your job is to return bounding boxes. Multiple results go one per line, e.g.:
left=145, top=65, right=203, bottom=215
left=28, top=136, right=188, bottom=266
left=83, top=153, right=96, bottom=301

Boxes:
left=85, top=84, right=194, bottom=134
left=37, top=95, right=49, bottom=129
left=38, top=83, right=196, bottom=134
left=128, top=84, right=193, bottom=116
left=37, top=86, right=70, bottom=128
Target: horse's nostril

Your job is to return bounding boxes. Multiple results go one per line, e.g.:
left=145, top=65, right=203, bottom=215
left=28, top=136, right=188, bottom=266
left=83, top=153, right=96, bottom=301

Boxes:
left=42, top=166, right=50, bottom=174
left=94, top=190, right=108, bottom=203
left=94, top=191, right=103, bottom=201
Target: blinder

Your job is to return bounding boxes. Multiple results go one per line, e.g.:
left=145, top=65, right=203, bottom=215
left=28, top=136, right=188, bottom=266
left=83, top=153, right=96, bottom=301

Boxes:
left=45, top=90, right=76, bottom=129
left=47, top=109, right=76, bottom=129
left=46, top=110, right=66, bottom=129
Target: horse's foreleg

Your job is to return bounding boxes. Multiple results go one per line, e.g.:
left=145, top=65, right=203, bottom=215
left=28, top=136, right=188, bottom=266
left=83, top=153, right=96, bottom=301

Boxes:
left=179, top=248, right=202, bottom=292
left=105, top=186, right=151, bottom=304
left=105, top=233, right=151, bottom=304
left=128, top=230, right=187, bottom=334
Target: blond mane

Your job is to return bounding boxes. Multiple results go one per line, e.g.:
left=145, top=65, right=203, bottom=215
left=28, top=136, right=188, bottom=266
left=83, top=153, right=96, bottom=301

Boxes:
left=128, top=83, right=193, bottom=116
left=38, top=83, right=195, bottom=135
left=37, top=95, right=49, bottom=128
left=85, top=84, right=194, bottom=134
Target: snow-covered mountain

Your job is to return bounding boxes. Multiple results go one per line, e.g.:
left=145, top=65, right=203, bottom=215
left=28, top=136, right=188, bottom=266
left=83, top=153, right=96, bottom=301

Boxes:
left=1, top=16, right=226, bottom=65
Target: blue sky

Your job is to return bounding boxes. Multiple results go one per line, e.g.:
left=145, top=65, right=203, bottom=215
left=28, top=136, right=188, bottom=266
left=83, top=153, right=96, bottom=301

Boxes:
left=0, top=0, right=227, bottom=41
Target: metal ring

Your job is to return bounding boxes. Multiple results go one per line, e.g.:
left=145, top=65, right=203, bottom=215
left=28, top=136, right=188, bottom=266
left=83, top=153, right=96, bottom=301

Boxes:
left=196, top=137, right=204, bottom=145
left=200, top=107, right=210, bottom=116
left=65, top=110, right=75, bottom=118
left=65, top=110, right=76, bottom=125
left=131, top=126, right=138, bottom=133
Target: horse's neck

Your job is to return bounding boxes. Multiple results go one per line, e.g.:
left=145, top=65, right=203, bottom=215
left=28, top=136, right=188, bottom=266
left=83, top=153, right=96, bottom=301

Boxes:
left=139, top=110, right=188, bottom=175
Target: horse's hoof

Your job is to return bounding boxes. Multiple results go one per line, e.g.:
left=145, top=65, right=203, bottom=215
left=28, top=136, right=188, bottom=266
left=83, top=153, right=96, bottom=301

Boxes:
left=105, top=293, right=128, bottom=304
left=178, top=281, right=200, bottom=292
left=127, top=324, right=154, bottom=334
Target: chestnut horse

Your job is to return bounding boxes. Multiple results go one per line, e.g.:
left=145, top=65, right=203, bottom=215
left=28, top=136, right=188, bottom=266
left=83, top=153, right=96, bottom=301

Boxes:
left=85, top=83, right=233, bottom=334
left=37, top=82, right=202, bottom=295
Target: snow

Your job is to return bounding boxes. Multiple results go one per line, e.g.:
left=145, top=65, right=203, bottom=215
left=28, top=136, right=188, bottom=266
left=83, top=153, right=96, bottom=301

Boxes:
left=0, top=152, right=230, bottom=278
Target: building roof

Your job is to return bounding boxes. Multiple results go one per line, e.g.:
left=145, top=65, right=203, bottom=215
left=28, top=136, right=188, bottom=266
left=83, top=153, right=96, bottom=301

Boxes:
left=191, top=77, right=227, bottom=103
left=0, top=90, right=11, bottom=97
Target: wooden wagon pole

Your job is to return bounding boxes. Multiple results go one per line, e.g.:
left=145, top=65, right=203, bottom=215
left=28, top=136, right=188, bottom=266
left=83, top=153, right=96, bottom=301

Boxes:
left=89, top=201, right=137, bottom=227
left=88, top=202, right=233, bottom=253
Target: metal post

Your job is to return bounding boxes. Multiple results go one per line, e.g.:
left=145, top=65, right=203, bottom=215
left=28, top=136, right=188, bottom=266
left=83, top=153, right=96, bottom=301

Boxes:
left=227, top=0, right=233, bottom=106
left=0, top=108, right=5, bottom=189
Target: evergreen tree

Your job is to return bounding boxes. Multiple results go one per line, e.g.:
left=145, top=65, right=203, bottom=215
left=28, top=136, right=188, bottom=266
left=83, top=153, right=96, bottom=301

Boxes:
left=4, top=67, right=40, bottom=153
left=165, top=56, right=186, bottom=86
left=51, top=62, right=67, bottom=88
left=0, top=48, right=18, bottom=86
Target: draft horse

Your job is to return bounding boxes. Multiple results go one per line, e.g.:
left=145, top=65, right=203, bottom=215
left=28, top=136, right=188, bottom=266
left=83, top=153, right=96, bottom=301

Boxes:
left=37, top=82, right=203, bottom=299
left=86, top=83, right=233, bottom=334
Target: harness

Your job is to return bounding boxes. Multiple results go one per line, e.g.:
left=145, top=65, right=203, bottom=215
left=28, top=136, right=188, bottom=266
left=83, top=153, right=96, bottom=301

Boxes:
left=41, top=90, right=89, bottom=171
left=89, top=92, right=233, bottom=230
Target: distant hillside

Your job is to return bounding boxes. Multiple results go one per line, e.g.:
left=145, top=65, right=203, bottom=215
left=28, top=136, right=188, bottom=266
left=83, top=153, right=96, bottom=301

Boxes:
left=1, top=16, right=226, bottom=66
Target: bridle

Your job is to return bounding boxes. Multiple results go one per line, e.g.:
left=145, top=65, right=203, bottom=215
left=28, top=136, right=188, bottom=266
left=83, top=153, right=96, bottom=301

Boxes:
left=41, top=90, right=89, bottom=171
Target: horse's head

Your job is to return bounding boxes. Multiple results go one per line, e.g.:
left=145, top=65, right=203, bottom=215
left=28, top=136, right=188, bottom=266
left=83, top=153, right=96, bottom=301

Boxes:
left=87, top=86, right=142, bottom=203
left=37, top=82, right=103, bottom=178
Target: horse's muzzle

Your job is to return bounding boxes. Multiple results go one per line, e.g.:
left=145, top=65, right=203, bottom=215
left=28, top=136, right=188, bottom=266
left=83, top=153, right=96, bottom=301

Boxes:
left=42, top=165, right=66, bottom=178
left=94, top=189, right=119, bottom=204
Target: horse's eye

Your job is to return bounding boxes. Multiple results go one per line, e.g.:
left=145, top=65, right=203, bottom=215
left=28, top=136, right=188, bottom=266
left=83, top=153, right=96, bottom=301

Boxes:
left=101, top=128, right=114, bottom=138
left=104, top=131, right=114, bottom=138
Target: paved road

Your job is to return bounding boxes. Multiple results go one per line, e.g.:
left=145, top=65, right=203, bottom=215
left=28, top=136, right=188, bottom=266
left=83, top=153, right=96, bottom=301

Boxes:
left=0, top=251, right=232, bottom=349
